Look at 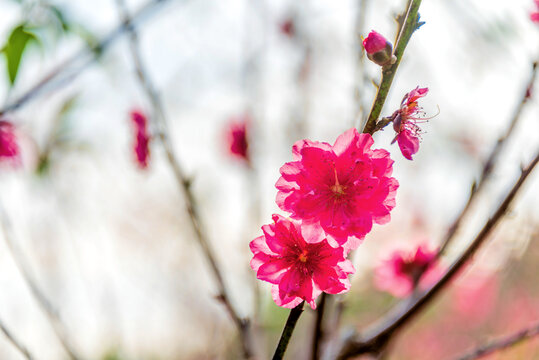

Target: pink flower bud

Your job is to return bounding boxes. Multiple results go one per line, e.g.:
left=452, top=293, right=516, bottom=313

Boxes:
left=363, top=30, right=394, bottom=67
left=363, top=31, right=387, bottom=54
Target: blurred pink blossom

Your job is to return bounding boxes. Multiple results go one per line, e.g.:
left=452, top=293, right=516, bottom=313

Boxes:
left=375, top=243, right=442, bottom=297
left=279, top=18, right=295, bottom=38
left=130, top=110, right=151, bottom=169
left=452, top=272, right=499, bottom=324
left=0, top=120, right=20, bottom=165
left=531, top=0, right=539, bottom=22
left=276, top=128, right=398, bottom=250
left=249, top=214, right=354, bottom=309
left=225, top=114, right=250, bottom=163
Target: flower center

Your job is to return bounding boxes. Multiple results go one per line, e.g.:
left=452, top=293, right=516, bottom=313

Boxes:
left=330, top=183, right=345, bottom=195
left=399, top=259, right=429, bottom=283
left=298, top=252, right=308, bottom=263
left=330, top=167, right=346, bottom=196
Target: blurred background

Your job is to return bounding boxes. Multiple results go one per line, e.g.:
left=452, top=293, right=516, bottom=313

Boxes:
left=0, top=0, right=538, bottom=359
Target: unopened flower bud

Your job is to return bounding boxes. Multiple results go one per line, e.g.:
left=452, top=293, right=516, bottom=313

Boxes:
left=363, top=30, right=395, bottom=67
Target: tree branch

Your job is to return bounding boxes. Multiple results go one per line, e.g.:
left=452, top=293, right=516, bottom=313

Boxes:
left=0, top=200, right=82, bottom=360
left=0, top=317, right=34, bottom=360
left=438, top=60, right=538, bottom=255
left=0, top=0, right=174, bottom=117
left=362, top=0, right=423, bottom=135
left=455, top=321, right=539, bottom=360
left=336, top=150, right=539, bottom=359
left=113, top=0, right=253, bottom=358
left=311, top=293, right=328, bottom=360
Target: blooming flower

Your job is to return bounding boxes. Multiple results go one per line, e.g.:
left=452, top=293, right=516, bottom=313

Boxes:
left=532, top=0, right=539, bottom=22
left=374, top=243, right=442, bottom=298
left=225, top=115, right=250, bottom=163
left=0, top=120, right=20, bottom=164
left=250, top=214, right=355, bottom=309
left=391, top=86, right=429, bottom=160
left=276, top=128, right=398, bottom=249
left=130, top=110, right=151, bottom=169
left=362, top=30, right=394, bottom=66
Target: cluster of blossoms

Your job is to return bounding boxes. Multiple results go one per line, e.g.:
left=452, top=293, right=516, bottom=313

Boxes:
left=249, top=30, right=433, bottom=308
left=130, top=110, right=151, bottom=169
left=374, top=243, right=442, bottom=297
left=0, top=120, right=20, bottom=165
left=250, top=128, right=399, bottom=308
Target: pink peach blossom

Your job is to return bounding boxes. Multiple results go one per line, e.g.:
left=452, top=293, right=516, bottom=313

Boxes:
left=374, top=243, right=442, bottom=298
left=391, top=87, right=429, bottom=160
left=250, top=214, right=354, bottom=309
left=130, top=110, right=151, bottom=169
left=276, top=128, right=398, bottom=249
left=225, top=114, right=250, bottom=163
left=0, top=120, right=20, bottom=163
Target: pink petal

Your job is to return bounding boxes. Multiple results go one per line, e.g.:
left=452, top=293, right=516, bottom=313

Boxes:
left=397, top=130, right=420, bottom=160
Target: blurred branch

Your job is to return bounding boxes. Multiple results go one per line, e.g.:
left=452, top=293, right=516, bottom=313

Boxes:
left=336, top=150, right=539, bottom=359
left=0, top=0, right=173, bottom=117
left=311, top=292, right=328, bottom=360
left=354, top=0, right=370, bottom=129
left=113, top=1, right=254, bottom=358
left=438, top=59, right=538, bottom=255
left=0, top=201, right=82, bottom=360
left=272, top=302, right=305, bottom=360
left=0, top=317, right=34, bottom=360
left=455, top=321, right=539, bottom=360
left=362, top=0, right=423, bottom=134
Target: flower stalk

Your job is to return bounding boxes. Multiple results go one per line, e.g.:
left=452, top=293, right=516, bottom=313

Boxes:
left=272, top=302, right=305, bottom=360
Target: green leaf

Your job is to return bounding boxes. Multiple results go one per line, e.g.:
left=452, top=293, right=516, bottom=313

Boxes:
left=2, top=24, right=38, bottom=85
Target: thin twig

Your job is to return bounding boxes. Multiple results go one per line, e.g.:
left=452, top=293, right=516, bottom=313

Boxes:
left=455, top=321, right=539, bottom=360
left=0, top=0, right=172, bottom=117
left=113, top=0, right=253, bottom=358
left=336, top=150, right=539, bottom=359
left=272, top=302, right=305, bottom=360
left=311, top=293, right=328, bottom=360
left=362, top=0, right=423, bottom=134
left=438, top=60, right=538, bottom=255
left=0, top=317, right=34, bottom=360
left=0, top=200, right=82, bottom=360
